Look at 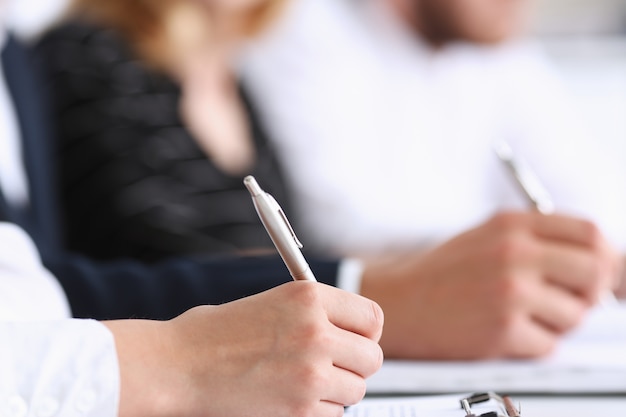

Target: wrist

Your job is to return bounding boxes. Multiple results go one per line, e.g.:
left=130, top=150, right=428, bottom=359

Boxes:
left=104, top=320, right=183, bottom=417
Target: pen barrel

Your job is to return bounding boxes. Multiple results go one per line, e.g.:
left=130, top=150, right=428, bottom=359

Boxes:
left=292, top=267, right=317, bottom=282
left=252, top=196, right=317, bottom=282
left=267, top=227, right=314, bottom=281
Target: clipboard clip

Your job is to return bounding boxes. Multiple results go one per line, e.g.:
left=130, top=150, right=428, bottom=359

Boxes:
left=460, top=392, right=521, bottom=417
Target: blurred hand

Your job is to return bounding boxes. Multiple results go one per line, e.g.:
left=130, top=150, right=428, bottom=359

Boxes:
left=106, top=281, right=384, bottom=417
left=616, top=256, right=626, bottom=299
left=361, top=211, right=620, bottom=360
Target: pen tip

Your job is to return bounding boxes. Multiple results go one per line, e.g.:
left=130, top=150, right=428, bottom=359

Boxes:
left=493, top=140, right=513, bottom=161
left=244, top=175, right=263, bottom=196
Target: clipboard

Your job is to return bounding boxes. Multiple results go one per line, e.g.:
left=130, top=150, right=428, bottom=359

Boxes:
left=460, top=392, right=521, bottom=417
left=345, top=392, right=521, bottom=417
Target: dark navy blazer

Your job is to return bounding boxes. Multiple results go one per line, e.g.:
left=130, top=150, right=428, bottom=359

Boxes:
left=0, top=36, right=339, bottom=320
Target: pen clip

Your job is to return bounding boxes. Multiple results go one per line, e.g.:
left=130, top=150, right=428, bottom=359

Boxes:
left=269, top=195, right=304, bottom=249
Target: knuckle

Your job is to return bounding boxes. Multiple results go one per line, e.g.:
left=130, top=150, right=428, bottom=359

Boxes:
left=296, top=320, right=330, bottom=350
left=580, top=220, right=603, bottom=248
left=495, top=273, right=530, bottom=303
left=299, top=363, right=327, bottom=393
left=490, top=212, right=524, bottom=231
left=291, top=282, right=323, bottom=309
left=492, top=234, right=534, bottom=266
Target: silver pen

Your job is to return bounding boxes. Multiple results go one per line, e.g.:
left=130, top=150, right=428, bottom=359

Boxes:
left=494, top=140, right=618, bottom=306
left=244, top=175, right=317, bottom=282
left=494, top=140, right=555, bottom=215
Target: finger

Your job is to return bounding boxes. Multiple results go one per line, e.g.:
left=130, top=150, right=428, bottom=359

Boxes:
left=321, top=285, right=384, bottom=341
left=532, top=213, right=603, bottom=248
left=527, top=281, right=588, bottom=334
left=317, top=401, right=348, bottom=417
left=503, top=315, right=559, bottom=359
left=322, top=366, right=367, bottom=407
left=604, top=246, right=623, bottom=291
left=539, top=242, right=610, bottom=301
left=331, top=327, right=383, bottom=378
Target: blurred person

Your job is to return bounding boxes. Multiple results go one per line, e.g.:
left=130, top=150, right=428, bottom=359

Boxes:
left=36, top=0, right=291, bottom=261
left=242, top=0, right=626, bottom=357
left=0, top=223, right=383, bottom=417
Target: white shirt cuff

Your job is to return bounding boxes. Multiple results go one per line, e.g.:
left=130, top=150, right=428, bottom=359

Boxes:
left=337, top=258, right=364, bottom=294
left=0, top=319, right=120, bottom=417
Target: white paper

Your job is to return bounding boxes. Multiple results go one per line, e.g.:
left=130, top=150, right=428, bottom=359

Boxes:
left=367, top=304, right=626, bottom=394
left=347, top=394, right=626, bottom=417
left=345, top=395, right=471, bottom=417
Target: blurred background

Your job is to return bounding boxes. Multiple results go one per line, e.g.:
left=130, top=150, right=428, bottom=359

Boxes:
left=531, top=0, right=626, bottom=157
left=532, top=0, right=626, bottom=35
left=10, top=0, right=625, bottom=152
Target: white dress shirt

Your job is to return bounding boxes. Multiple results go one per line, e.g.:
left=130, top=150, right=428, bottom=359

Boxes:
left=242, top=0, right=626, bottom=257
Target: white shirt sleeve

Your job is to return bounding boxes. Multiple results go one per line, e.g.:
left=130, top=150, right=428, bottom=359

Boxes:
left=0, top=222, right=70, bottom=321
left=0, top=320, right=120, bottom=417
left=337, top=259, right=364, bottom=294
left=0, top=223, right=121, bottom=416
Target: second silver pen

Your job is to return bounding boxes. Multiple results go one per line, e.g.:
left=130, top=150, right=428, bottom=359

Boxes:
left=244, top=175, right=317, bottom=282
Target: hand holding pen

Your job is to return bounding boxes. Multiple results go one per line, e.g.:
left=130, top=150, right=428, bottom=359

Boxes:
left=494, top=140, right=620, bottom=306
left=354, top=144, right=623, bottom=360
left=236, top=176, right=383, bottom=414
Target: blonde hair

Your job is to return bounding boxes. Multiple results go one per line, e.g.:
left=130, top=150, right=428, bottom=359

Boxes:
left=70, top=0, right=286, bottom=70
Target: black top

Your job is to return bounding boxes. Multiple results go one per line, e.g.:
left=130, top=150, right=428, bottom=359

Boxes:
left=37, top=21, right=291, bottom=262
left=2, top=34, right=340, bottom=321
